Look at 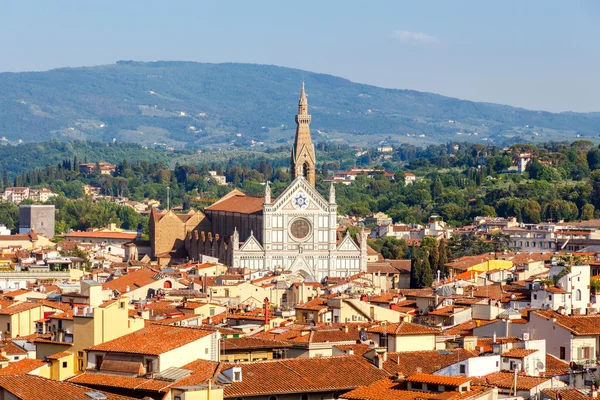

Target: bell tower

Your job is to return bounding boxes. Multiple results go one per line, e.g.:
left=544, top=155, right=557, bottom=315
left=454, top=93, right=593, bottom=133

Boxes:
left=291, top=82, right=316, bottom=187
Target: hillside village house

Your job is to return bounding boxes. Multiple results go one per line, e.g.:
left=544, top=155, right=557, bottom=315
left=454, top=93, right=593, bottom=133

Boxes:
left=2, top=187, right=57, bottom=203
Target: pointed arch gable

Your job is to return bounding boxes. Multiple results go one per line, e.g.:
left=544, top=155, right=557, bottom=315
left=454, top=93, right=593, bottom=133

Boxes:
left=271, top=177, right=329, bottom=212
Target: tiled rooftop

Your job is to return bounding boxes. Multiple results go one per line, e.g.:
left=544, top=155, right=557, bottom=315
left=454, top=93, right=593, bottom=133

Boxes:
left=218, top=355, right=388, bottom=397
left=0, top=374, right=135, bottom=400
left=87, top=325, right=214, bottom=355
left=367, top=321, right=440, bottom=336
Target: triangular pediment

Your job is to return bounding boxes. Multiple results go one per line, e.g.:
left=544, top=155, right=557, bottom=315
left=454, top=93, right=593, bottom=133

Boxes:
left=239, top=235, right=264, bottom=252
left=294, top=143, right=316, bottom=165
left=337, top=234, right=360, bottom=251
left=271, top=177, right=329, bottom=212
left=289, top=256, right=315, bottom=280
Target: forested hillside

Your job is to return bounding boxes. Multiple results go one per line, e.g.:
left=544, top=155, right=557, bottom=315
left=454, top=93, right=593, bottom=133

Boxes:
left=0, top=61, right=598, bottom=149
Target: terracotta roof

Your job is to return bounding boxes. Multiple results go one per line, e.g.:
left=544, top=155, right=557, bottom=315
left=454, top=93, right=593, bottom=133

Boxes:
left=67, top=372, right=172, bottom=393
left=335, top=343, right=373, bottom=355
left=543, top=354, right=570, bottom=377
left=62, top=231, right=137, bottom=240
left=219, top=355, right=388, bottom=397
left=502, top=348, right=538, bottom=358
left=0, top=302, right=43, bottom=315
left=222, top=337, right=291, bottom=350
left=541, top=388, right=592, bottom=400
left=2, top=289, right=32, bottom=298
left=0, top=374, right=134, bottom=400
left=0, top=359, right=46, bottom=375
left=46, top=351, right=72, bottom=360
left=87, top=325, right=214, bottom=355
left=367, top=260, right=411, bottom=275
left=406, top=373, right=471, bottom=386
left=343, top=377, right=492, bottom=400
left=1, top=342, right=27, bottom=356
left=102, top=267, right=165, bottom=293
left=367, top=321, right=440, bottom=336
left=289, top=327, right=371, bottom=344
left=205, top=194, right=264, bottom=214
left=295, top=297, right=329, bottom=311
left=445, top=320, right=495, bottom=336
left=380, top=349, right=477, bottom=376
left=534, top=310, right=600, bottom=335
left=473, top=371, right=551, bottom=390
left=428, top=306, right=467, bottom=317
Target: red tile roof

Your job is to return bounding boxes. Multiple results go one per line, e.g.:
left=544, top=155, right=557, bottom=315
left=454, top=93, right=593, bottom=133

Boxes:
left=0, top=374, right=134, bottom=400
left=541, top=388, right=592, bottom=400
left=102, top=267, right=165, bottom=293
left=67, top=372, right=172, bottom=393
left=367, top=321, right=440, bottom=336
left=0, top=359, right=46, bottom=375
left=343, top=377, right=492, bottom=400
left=502, top=348, right=538, bottom=358
left=380, top=349, right=477, bottom=376
left=87, top=325, right=214, bottom=355
left=405, top=373, right=471, bottom=386
left=543, top=354, right=570, bottom=377
left=221, top=337, right=292, bottom=350
left=534, top=310, right=600, bottom=335
left=62, top=231, right=137, bottom=240
left=473, top=372, right=551, bottom=390
left=219, top=355, right=388, bottom=397
left=205, top=193, right=264, bottom=214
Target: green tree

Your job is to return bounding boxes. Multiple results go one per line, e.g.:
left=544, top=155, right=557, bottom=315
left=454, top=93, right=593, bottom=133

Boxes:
left=438, top=239, right=449, bottom=277
left=581, top=203, right=595, bottom=221
left=522, top=200, right=542, bottom=224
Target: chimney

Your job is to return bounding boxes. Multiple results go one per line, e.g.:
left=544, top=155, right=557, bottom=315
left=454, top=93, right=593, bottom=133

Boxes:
left=493, top=331, right=497, bottom=344
left=343, top=325, right=349, bottom=334
left=377, top=354, right=384, bottom=369
left=346, top=348, right=354, bottom=355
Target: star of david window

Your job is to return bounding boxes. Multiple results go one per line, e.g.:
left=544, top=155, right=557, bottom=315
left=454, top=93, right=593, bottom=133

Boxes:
left=293, top=193, right=308, bottom=210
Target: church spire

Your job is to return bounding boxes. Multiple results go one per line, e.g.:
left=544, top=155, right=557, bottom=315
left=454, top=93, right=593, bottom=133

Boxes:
left=291, top=82, right=316, bottom=187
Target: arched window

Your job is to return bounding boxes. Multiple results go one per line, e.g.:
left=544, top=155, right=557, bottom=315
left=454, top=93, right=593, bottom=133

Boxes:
left=302, top=163, right=309, bottom=179
left=164, top=280, right=172, bottom=289
left=268, top=396, right=278, bottom=400
left=576, top=289, right=582, bottom=301
left=301, top=395, right=310, bottom=400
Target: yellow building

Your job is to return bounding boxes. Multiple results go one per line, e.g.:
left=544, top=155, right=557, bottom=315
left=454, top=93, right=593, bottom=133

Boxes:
left=35, top=295, right=145, bottom=375
left=0, top=301, right=66, bottom=339
left=367, top=321, right=440, bottom=353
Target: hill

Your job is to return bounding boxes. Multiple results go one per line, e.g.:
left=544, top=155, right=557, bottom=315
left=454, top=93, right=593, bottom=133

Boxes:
left=0, top=61, right=598, bottom=149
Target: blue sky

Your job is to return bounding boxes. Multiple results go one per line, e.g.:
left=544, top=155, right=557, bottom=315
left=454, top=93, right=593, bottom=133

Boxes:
left=1, top=1, right=599, bottom=112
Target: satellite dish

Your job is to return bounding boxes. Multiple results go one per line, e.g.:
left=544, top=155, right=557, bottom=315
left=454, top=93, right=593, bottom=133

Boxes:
left=537, top=361, right=545, bottom=370
left=359, top=329, right=368, bottom=342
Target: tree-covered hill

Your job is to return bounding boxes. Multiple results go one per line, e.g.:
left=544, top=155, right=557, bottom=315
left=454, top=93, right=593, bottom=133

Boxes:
left=0, top=61, right=598, bottom=149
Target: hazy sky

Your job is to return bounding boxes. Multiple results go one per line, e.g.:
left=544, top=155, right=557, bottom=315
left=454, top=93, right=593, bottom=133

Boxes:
left=1, top=1, right=599, bottom=112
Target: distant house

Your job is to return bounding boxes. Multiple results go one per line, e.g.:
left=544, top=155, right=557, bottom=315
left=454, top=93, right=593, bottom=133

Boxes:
left=328, top=169, right=395, bottom=185
left=404, top=172, right=416, bottom=185
left=79, top=162, right=116, bottom=175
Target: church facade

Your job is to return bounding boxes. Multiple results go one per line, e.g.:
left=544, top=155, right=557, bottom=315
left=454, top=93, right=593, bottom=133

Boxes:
left=152, top=84, right=367, bottom=281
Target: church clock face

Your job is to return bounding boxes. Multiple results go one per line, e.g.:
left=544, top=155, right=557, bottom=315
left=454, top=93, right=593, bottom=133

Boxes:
left=290, top=218, right=311, bottom=241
